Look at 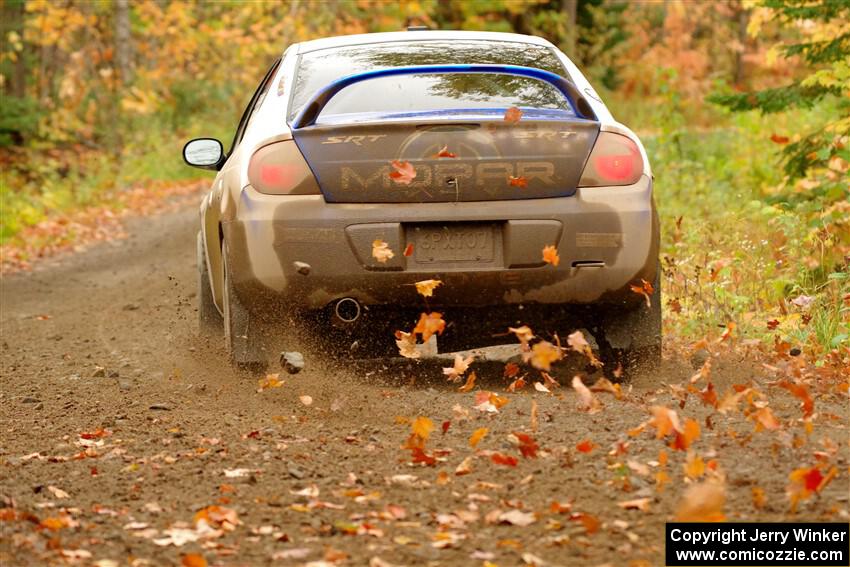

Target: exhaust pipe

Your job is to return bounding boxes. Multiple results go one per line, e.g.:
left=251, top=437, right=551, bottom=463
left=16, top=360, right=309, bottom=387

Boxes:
left=333, top=297, right=361, bottom=324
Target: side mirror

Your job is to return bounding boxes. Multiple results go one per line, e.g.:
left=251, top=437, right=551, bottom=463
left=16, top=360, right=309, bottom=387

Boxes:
left=183, top=138, right=224, bottom=170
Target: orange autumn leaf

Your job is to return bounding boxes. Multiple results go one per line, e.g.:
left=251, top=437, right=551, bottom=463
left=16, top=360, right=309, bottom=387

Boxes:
left=508, top=175, right=528, bottom=188
left=752, top=407, right=781, bottom=431
left=630, top=278, right=654, bottom=308
left=770, top=133, right=790, bottom=144
left=684, top=451, right=705, bottom=479
left=441, top=420, right=450, bottom=434
left=778, top=380, right=814, bottom=418
left=504, top=362, right=520, bottom=378
left=403, top=243, right=414, bottom=257
left=513, top=432, right=539, bottom=458
left=410, top=447, right=437, bottom=466
left=491, top=452, right=518, bottom=467
left=576, top=439, right=596, bottom=453
left=458, top=371, right=477, bottom=392
left=182, top=554, right=208, bottom=567
left=568, top=330, right=602, bottom=368
left=411, top=416, right=434, bottom=441
left=671, top=418, right=700, bottom=451
left=414, top=279, right=442, bottom=298
left=570, top=512, right=600, bottom=534
left=372, top=238, right=395, bottom=263
left=526, top=340, right=563, bottom=371
left=413, top=312, right=445, bottom=342
left=469, top=427, right=488, bottom=448
left=432, top=145, right=457, bottom=158
left=542, top=245, right=560, bottom=266
left=649, top=405, right=682, bottom=439
left=194, top=505, right=239, bottom=528
left=389, top=160, right=416, bottom=185
left=489, top=393, right=509, bottom=409
left=503, top=106, right=523, bottom=124
left=443, top=354, right=474, bottom=382
left=506, top=376, right=527, bottom=392
left=257, top=373, right=283, bottom=392
left=751, top=487, right=766, bottom=509
left=509, top=325, right=534, bottom=351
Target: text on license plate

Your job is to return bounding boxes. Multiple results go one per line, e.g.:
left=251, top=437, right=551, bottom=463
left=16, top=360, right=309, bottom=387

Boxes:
left=413, top=225, right=495, bottom=263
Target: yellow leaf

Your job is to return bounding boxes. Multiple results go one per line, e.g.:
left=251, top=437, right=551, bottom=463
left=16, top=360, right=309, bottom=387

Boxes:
left=469, top=427, right=488, bottom=448
left=411, top=416, right=434, bottom=441
left=414, top=279, right=442, bottom=297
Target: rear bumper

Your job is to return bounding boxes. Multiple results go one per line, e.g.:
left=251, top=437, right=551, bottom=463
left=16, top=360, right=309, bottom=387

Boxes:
left=222, top=175, right=658, bottom=311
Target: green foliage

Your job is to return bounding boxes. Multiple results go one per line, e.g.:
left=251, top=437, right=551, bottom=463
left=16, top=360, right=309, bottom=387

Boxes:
left=0, top=95, right=41, bottom=146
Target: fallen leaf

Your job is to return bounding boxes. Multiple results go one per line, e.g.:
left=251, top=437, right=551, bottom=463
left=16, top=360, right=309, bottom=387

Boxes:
left=590, top=376, right=622, bottom=398
left=372, top=239, right=395, bottom=263
left=684, top=451, right=705, bottom=479
left=299, top=395, right=313, bottom=406
left=542, top=245, right=560, bottom=266
left=469, top=427, right=489, bottom=448
left=411, top=416, right=434, bottom=441
left=499, top=509, right=536, bottom=526
left=47, top=486, right=70, bottom=499
left=527, top=340, right=562, bottom=371
left=441, top=420, right=450, bottom=434
left=413, top=312, right=445, bottom=342
left=389, top=160, right=416, bottom=185
left=455, top=456, right=474, bottom=476
left=181, top=554, right=208, bottom=567
left=576, top=439, right=596, bottom=453
left=414, top=279, right=442, bottom=298
left=618, top=498, right=651, bottom=512
left=504, top=106, right=523, bottom=124
left=491, top=452, right=518, bottom=467
left=770, top=133, right=790, bottom=144
left=570, top=512, right=600, bottom=534
left=751, top=487, right=766, bottom=509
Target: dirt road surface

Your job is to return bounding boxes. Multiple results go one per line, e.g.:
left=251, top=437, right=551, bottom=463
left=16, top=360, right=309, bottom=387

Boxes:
left=2, top=195, right=847, bottom=566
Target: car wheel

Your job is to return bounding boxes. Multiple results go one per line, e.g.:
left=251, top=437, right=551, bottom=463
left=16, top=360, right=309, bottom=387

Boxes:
left=197, top=232, right=222, bottom=337
left=597, top=269, right=662, bottom=381
left=222, top=241, right=268, bottom=373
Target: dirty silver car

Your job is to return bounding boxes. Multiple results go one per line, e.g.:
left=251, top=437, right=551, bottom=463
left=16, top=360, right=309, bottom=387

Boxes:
left=183, top=30, right=660, bottom=377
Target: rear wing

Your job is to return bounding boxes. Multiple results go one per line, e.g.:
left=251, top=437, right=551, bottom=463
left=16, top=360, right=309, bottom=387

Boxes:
left=291, top=64, right=598, bottom=129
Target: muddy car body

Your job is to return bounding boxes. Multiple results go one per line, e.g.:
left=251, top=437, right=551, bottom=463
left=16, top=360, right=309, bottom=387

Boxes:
left=184, top=30, right=660, bottom=374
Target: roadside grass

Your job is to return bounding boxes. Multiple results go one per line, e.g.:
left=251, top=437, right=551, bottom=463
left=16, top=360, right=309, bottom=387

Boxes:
left=607, top=92, right=849, bottom=359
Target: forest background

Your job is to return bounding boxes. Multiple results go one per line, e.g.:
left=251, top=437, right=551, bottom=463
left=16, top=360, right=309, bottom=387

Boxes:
left=1, top=0, right=847, bottom=362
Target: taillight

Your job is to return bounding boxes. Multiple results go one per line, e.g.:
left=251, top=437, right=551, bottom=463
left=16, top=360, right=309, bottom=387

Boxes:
left=248, top=141, right=320, bottom=195
left=578, top=132, right=643, bottom=187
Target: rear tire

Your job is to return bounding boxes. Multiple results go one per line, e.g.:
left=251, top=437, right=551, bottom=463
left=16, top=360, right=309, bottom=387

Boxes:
left=222, top=241, right=269, bottom=374
left=597, top=270, right=662, bottom=381
left=197, top=231, right=221, bottom=338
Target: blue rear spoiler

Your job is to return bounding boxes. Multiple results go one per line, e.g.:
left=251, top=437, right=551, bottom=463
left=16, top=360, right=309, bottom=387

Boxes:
left=291, top=64, right=598, bottom=129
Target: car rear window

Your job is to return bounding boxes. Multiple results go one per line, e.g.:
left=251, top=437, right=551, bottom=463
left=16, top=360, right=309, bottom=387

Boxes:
left=289, top=40, right=571, bottom=122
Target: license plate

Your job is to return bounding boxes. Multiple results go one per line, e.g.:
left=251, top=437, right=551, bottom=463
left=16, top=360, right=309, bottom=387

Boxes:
left=412, top=224, right=495, bottom=264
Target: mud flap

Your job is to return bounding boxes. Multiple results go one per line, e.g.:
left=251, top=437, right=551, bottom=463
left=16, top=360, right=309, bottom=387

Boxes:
left=222, top=242, right=268, bottom=373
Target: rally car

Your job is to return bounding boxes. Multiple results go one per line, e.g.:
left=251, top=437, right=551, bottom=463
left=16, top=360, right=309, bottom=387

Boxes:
left=183, top=29, right=660, bottom=377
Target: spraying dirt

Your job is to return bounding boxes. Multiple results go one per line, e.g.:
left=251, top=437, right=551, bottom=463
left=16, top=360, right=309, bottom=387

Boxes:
left=1, top=198, right=847, bottom=566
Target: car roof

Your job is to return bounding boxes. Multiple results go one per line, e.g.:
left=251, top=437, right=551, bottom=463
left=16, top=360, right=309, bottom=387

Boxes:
left=294, top=30, right=557, bottom=55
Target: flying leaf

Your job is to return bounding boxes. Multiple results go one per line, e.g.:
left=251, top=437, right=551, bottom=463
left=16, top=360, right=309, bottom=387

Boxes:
left=671, top=418, right=701, bottom=451
left=389, top=160, right=416, bottom=185
left=751, top=407, right=781, bottom=431
left=455, top=456, right=473, bottom=476
left=257, top=374, right=283, bottom=392
left=443, top=354, right=474, bottom=382
left=567, top=330, right=602, bottom=367
left=675, top=480, right=726, bottom=522
left=787, top=465, right=837, bottom=511
left=448, top=369, right=475, bottom=393
left=630, top=279, right=654, bottom=308
left=394, top=330, right=420, bottom=359
left=770, top=133, right=790, bottom=144
left=542, top=245, right=560, bottom=266
left=533, top=382, right=550, bottom=393
left=411, top=416, right=434, bottom=441
left=413, top=312, right=445, bottom=342
left=778, top=380, right=814, bottom=417
left=503, top=106, right=523, bottom=124
left=403, top=243, right=414, bottom=257
left=372, top=239, right=395, bottom=263
left=509, top=326, right=534, bottom=350
left=684, top=451, right=705, bottom=479
left=508, top=175, right=528, bottom=188
left=572, top=376, right=602, bottom=413
left=410, top=447, right=437, bottom=466
left=648, top=405, right=683, bottom=439
left=181, top=554, right=208, bottom=567
left=590, top=376, right=622, bottom=398
left=414, top=279, right=442, bottom=298
left=526, top=340, right=563, bottom=371
left=513, top=432, right=539, bottom=458
left=432, top=145, right=457, bottom=158
left=504, top=362, right=520, bottom=378
left=469, top=427, right=488, bottom=448
left=576, top=439, right=596, bottom=453
left=530, top=399, right=538, bottom=433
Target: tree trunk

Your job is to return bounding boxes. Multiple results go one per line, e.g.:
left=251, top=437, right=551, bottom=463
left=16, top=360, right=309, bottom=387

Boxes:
left=1, top=0, right=27, bottom=98
left=733, top=5, right=749, bottom=87
left=114, top=0, right=132, bottom=85
left=561, top=0, right=578, bottom=58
